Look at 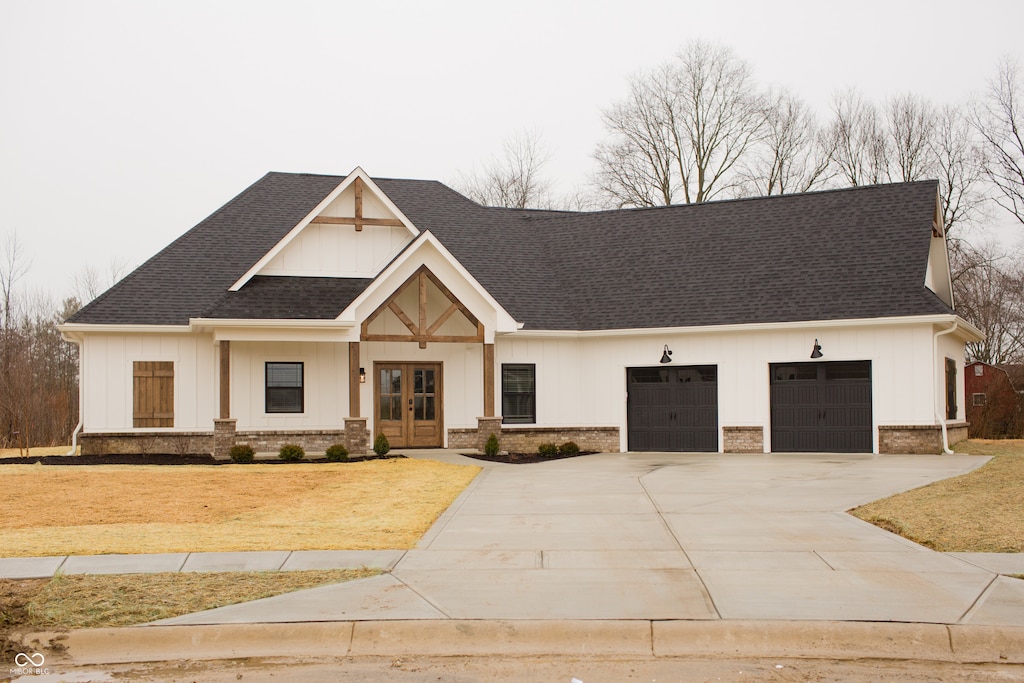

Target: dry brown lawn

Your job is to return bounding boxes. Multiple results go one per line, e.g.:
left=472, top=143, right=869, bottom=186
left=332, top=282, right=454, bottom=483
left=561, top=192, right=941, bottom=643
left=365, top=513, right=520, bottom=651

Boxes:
left=0, top=446, right=79, bottom=458
left=850, top=439, right=1024, bottom=552
left=0, top=459, right=479, bottom=557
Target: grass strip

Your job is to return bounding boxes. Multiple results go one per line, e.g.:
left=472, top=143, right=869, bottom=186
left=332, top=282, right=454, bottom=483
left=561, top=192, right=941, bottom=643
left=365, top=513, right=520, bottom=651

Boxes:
left=10, top=569, right=379, bottom=630
left=850, top=440, right=1024, bottom=553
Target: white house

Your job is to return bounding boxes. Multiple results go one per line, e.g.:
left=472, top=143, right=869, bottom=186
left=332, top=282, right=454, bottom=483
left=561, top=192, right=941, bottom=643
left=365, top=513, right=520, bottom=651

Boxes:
left=59, top=169, right=982, bottom=456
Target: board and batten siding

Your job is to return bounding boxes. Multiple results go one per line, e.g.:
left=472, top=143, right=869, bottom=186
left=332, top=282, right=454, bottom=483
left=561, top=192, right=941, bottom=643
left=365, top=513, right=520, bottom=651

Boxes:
left=81, top=333, right=216, bottom=431
left=496, top=322, right=953, bottom=453
left=259, top=223, right=411, bottom=278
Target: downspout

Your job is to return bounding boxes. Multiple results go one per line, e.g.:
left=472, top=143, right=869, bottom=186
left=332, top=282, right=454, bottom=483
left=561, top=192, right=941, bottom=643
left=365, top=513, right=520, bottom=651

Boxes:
left=933, top=321, right=959, bottom=455
left=66, top=337, right=83, bottom=456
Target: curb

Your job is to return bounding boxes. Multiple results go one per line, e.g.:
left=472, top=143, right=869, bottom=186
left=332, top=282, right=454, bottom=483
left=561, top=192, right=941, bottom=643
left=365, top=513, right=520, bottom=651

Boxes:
left=21, top=620, right=1024, bottom=666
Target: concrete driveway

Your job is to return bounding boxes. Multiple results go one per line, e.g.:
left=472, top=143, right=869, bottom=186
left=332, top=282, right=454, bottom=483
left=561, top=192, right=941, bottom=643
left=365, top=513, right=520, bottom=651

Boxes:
left=159, top=452, right=1024, bottom=626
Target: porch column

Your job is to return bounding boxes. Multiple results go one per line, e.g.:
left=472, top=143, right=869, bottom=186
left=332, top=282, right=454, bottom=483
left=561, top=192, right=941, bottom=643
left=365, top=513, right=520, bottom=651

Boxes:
left=348, top=342, right=361, bottom=417
left=214, top=340, right=235, bottom=458
left=483, top=343, right=495, bottom=417
left=219, top=340, right=230, bottom=419
left=344, top=342, right=369, bottom=454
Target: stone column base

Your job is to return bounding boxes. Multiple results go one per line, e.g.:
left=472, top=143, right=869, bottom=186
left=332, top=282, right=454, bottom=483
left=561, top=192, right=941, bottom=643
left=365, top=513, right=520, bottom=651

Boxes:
left=344, top=417, right=370, bottom=455
left=477, top=416, right=503, bottom=451
left=213, top=419, right=237, bottom=458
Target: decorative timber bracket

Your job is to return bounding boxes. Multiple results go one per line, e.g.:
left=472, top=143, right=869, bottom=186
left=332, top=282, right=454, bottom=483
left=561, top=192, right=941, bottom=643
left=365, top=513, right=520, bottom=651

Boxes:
left=361, top=265, right=485, bottom=349
left=309, top=177, right=405, bottom=232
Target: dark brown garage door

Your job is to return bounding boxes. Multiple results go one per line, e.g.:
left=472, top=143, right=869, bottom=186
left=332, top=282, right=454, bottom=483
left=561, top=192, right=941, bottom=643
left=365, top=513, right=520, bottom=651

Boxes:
left=770, top=361, right=872, bottom=453
left=627, top=366, right=718, bottom=452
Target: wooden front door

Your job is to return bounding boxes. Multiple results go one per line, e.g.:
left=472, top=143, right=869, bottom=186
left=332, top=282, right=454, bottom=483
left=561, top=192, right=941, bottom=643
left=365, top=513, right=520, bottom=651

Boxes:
left=375, top=363, right=443, bottom=448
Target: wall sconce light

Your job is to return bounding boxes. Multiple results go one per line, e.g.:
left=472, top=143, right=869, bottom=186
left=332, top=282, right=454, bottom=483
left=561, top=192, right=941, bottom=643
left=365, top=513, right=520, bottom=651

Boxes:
left=659, top=345, right=673, bottom=364
left=359, top=367, right=366, bottom=383
left=810, top=339, right=823, bottom=359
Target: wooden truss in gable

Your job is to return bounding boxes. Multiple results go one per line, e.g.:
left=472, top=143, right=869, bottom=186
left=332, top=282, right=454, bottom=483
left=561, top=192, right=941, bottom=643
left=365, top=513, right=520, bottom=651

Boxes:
left=361, top=265, right=484, bottom=348
left=309, top=177, right=405, bottom=231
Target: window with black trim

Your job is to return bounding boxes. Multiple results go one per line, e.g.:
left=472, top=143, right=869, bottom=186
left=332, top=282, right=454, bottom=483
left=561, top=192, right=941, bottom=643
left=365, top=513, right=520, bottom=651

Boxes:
left=266, top=362, right=304, bottom=413
left=502, top=364, right=535, bottom=424
left=945, top=358, right=957, bottom=420
left=972, top=393, right=987, bottom=406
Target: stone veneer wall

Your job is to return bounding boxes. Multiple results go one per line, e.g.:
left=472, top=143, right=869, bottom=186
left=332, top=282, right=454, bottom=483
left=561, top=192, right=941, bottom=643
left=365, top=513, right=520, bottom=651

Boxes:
left=878, top=422, right=969, bottom=454
left=80, top=432, right=214, bottom=456
left=723, top=426, right=764, bottom=453
left=81, top=429, right=350, bottom=456
left=448, top=426, right=620, bottom=453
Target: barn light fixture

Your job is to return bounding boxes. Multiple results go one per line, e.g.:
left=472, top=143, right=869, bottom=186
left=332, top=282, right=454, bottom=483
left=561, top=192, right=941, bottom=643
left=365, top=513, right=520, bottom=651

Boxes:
left=359, top=367, right=366, bottom=383
left=810, top=339, right=823, bottom=359
left=659, top=345, right=673, bottom=364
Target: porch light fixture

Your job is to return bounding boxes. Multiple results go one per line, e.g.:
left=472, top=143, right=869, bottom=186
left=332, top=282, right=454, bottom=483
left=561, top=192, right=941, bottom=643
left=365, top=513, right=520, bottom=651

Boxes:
left=359, top=367, right=366, bottom=383
left=810, top=339, right=823, bottom=359
left=659, top=345, right=673, bottom=364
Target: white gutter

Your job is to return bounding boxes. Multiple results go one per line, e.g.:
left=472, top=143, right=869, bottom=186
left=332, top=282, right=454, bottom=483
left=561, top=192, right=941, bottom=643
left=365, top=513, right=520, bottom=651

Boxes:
left=933, top=321, right=959, bottom=455
left=66, top=336, right=83, bottom=456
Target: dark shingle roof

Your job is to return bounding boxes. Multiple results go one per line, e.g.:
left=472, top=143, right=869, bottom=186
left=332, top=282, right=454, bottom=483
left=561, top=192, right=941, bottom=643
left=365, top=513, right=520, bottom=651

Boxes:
left=202, top=276, right=372, bottom=319
left=69, top=173, right=953, bottom=330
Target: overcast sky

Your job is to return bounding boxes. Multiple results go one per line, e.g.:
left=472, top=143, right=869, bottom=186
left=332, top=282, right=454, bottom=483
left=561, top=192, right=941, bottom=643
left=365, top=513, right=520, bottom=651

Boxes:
left=2, top=0, right=1022, bottom=299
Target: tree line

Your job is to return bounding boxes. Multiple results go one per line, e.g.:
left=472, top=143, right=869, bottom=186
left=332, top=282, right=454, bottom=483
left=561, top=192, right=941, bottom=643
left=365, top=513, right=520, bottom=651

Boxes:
left=456, top=42, right=1024, bottom=366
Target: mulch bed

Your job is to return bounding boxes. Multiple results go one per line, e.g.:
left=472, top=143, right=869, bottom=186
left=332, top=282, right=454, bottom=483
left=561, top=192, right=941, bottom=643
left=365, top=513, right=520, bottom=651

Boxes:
left=0, top=453, right=407, bottom=466
left=464, top=451, right=595, bottom=464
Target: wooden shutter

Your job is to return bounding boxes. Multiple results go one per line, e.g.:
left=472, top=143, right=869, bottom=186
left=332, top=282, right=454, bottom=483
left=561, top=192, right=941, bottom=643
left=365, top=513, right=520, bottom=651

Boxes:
left=134, top=361, right=174, bottom=427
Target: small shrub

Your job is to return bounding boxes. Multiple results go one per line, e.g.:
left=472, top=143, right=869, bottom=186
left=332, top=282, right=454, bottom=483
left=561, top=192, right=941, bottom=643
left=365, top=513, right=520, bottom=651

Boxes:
left=229, top=444, right=255, bottom=464
left=279, top=443, right=305, bottom=462
left=538, top=442, right=558, bottom=457
left=373, top=433, right=390, bottom=456
left=558, top=441, right=580, bottom=457
left=484, top=433, right=500, bottom=457
left=325, top=444, right=349, bottom=462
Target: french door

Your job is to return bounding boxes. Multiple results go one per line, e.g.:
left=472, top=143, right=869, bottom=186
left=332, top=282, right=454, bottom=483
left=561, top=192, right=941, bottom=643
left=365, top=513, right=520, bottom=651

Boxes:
left=374, top=363, right=443, bottom=448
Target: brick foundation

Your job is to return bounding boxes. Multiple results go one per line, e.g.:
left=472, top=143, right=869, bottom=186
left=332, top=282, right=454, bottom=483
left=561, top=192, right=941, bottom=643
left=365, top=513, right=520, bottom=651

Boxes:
left=80, top=428, right=350, bottom=457
left=233, top=430, right=347, bottom=455
left=448, top=425, right=620, bottom=453
left=723, top=426, right=764, bottom=453
left=80, top=432, right=214, bottom=456
left=878, top=423, right=969, bottom=454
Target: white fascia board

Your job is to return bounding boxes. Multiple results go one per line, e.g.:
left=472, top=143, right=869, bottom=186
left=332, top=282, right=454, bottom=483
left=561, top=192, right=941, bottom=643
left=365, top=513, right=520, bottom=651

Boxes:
left=505, top=314, right=984, bottom=342
left=336, top=230, right=520, bottom=333
left=189, top=318, right=356, bottom=343
left=228, top=167, right=419, bottom=292
left=58, top=323, right=193, bottom=340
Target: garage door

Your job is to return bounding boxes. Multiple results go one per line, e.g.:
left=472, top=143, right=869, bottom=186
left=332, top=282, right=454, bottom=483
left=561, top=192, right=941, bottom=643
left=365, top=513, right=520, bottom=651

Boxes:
left=770, top=361, right=872, bottom=453
left=627, top=366, right=718, bottom=452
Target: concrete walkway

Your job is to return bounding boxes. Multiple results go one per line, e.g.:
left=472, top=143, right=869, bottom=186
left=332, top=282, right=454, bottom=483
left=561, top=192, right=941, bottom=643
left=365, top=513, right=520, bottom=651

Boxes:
left=119, top=451, right=1022, bottom=628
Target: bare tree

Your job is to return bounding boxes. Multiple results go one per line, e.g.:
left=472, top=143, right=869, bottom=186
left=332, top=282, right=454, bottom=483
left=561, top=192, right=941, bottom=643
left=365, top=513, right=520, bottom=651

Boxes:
left=72, top=255, right=130, bottom=305
left=593, top=41, right=766, bottom=207
left=932, top=104, right=989, bottom=237
left=455, top=130, right=554, bottom=209
left=738, top=89, right=833, bottom=196
left=1, top=231, right=31, bottom=330
left=887, top=93, right=938, bottom=182
left=952, top=242, right=1024, bottom=364
left=827, top=89, right=890, bottom=186
left=973, top=57, right=1024, bottom=225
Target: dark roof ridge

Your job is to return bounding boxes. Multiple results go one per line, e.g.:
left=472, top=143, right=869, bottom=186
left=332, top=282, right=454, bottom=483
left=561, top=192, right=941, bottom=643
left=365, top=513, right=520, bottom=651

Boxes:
left=515, top=180, right=941, bottom=222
